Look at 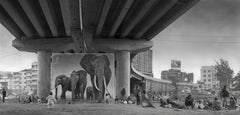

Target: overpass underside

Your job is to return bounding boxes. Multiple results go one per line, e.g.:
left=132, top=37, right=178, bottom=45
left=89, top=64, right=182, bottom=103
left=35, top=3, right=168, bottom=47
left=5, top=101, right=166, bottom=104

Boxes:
left=0, top=0, right=199, bottom=99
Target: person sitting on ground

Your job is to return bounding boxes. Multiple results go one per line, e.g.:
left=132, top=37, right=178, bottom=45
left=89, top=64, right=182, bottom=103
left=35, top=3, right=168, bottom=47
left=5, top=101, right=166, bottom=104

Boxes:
left=159, top=94, right=168, bottom=107
left=229, top=95, right=237, bottom=110
left=212, top=97, right=221, bottom=111
left=167, top=98, right=185, bottom=109
left=46, top=92, right=57, bottom=108
left=115, top=96, right=119, bottom=104
left=105, top=93, right=110, bottom=104
left=197, top=100, right=205, bottom=109
left=141, top=90, right=155, bottom=108
left=185, top=94, right=194, bottom=109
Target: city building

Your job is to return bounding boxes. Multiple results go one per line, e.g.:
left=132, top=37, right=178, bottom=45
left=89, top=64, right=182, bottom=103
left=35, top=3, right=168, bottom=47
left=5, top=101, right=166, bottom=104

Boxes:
left=161, top=69, right=194, bottom=83
left=132, top=50, right=153, bottom=76
left=12, top=62, right=38, bottom=94
left=0, top=71, right=13, bottom=89
left=200, top=66, right=219, bottom=90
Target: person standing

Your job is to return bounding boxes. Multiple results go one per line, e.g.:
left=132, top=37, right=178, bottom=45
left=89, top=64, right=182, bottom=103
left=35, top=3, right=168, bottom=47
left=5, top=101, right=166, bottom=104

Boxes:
left=185, top=94, right=194, bottom=109
left=2, top=88, right=6, bottom=103
left=220, top=85, right=229, bottom=109
left=121, top=88, right=126, bottom=100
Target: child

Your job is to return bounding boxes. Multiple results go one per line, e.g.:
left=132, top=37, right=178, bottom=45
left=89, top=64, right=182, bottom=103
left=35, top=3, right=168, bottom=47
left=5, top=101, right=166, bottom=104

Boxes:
left=46, top=92, right=57, bottom=108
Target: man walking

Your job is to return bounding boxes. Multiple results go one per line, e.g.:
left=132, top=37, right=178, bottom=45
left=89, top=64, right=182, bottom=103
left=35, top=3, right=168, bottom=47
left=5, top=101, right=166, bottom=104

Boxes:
left=2, top=88, right=6, bottom=103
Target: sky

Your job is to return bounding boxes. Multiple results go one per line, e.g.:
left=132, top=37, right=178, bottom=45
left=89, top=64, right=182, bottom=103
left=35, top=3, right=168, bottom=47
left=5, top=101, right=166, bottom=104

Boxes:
left=0, top=0, right=240, bottom=83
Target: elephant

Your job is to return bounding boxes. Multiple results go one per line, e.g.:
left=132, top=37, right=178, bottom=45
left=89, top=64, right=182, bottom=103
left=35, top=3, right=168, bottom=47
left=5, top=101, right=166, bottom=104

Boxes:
left=86, top=86, right=94, bottom=101
left=71, top=70, right=87, bottom=100
left=55, top=75, right=71, bottom=100
left=55, top=70, right=87, bottom=100
left=80, top=54, right=112, bottom=102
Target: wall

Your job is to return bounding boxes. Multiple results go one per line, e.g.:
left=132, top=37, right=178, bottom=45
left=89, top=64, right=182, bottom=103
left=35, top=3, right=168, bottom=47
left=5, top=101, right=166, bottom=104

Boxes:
left=51, top=53, right=115, bottom=99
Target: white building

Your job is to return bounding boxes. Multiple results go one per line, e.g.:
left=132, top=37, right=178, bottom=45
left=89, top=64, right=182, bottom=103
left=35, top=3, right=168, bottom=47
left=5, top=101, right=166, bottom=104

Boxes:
left=12, top=62, right=38, bottom=94
left=200, top=66, right=219, bottom=90
left=0, top=72, right=13, bottom=89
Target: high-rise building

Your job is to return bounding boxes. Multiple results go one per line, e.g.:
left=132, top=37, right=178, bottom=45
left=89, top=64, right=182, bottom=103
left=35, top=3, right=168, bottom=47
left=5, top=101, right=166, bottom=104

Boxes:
left=200, top=66, right=219, bottom=90
left=132, top=50, right=153, bottom=76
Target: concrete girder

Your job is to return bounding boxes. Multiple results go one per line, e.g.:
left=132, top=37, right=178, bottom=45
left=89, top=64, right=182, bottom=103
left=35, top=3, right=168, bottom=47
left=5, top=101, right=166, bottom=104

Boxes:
left=0, top=6, right=23, bottom=38
left=12, top=37, right=152, bottom=53
left=143, top=0, right=200, bottom=40
left=12, top=37, right=73, bottom=52
left=0, top=0, right=36, bottom=37
left=134, top=0, right=178, bottom=39
left=18, top=0, right=46, bottom=37
left=109, top=0, right=134, bottom=37
left=92, top=38, right=153, bottom=53
left=59, top=0, right=71, bottom=36
left=39, top=0, right=59, bottom=36
left=120, top=0, right=158, bottom=37
left=96, top=0, right=112, bottom=35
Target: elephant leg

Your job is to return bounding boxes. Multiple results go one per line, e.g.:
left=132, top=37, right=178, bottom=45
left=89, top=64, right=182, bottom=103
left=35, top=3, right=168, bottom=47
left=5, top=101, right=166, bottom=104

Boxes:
left=61, top=90, right=66, bottom=100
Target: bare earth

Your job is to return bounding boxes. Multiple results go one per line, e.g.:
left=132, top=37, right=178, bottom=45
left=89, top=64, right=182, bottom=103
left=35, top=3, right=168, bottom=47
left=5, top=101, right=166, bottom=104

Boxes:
left=0, top=102, right=239, bottom=115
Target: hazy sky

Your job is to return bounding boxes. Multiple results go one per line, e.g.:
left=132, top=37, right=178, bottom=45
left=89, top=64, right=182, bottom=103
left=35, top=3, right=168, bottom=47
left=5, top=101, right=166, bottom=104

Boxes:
left=0, top=0, right=240, bottom=83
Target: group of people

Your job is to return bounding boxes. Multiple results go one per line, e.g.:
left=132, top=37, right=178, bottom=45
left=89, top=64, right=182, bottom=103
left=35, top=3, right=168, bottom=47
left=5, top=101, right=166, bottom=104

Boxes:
left=184, top=85, right=238, bottom=111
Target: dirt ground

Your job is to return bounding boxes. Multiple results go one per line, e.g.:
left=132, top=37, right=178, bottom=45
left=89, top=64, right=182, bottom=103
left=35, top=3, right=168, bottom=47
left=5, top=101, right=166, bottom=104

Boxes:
left=0, top=101, right=240, bottom=115
left=0, top=99, right=239, bottom=115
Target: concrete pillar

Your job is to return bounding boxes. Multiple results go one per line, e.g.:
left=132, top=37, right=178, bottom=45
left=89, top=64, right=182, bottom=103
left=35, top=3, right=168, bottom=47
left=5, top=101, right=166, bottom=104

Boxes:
left=115, top=50, right=130, bottom=98
left=37, top=51, right=51, bottom=98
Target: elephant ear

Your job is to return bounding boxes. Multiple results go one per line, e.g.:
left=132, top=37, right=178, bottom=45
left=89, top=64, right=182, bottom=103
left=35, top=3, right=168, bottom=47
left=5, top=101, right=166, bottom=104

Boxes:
left=80, top=54, right=96, bottom=75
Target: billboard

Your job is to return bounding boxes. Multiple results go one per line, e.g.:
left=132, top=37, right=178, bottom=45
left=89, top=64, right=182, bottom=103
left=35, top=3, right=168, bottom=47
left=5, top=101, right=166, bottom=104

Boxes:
left=171, top=60, right=181, bottom=69
left=51, top=53, right=115, bottom=99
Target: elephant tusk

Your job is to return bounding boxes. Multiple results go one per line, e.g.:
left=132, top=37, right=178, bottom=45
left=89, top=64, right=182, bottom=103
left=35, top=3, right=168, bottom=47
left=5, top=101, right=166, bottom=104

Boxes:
left=94, top=75, right=101, bottom=91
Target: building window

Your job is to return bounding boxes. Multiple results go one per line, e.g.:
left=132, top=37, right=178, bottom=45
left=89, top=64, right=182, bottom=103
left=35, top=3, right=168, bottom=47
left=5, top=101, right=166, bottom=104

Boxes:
left=208, top=79, right=211, bottom=82
left=208, top=70, right=211, bottom=72
left=203, top=75, right=206, bottom=77
left=208, top=74, right=211, bottom=77
left=204, top=79, right=206, bottom=82
left=203, top=70, right=206, bottom=73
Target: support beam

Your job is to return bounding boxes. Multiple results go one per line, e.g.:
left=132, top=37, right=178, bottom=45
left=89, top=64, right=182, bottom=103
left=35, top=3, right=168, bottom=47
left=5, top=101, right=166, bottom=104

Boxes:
left=39, top=0, right=59, bottom=36
left=37, top=51, right=51, bottom=99
left=115, top=51, right=130, bottom=98
left=92, top=38, right=153, bottom=53
left=144, top=0, right=200, bottom=40
left=120, top=0, right=158, bottom=37
left=109, top=0, right=134, bottom=37
left=0, top=6, right=23, bottom=38
left=96, top=0, right=112, bottom=35
left=134, top=0, right=177, bottom=39
left=71, top=29, right=85, bottom=53
left=12, top=37, right=73, bottom=52
left=59, top=0, right=71, bottom=36
left=0, top=0, right=36, bottom=37
left=18, top=0, right=46, bottom=37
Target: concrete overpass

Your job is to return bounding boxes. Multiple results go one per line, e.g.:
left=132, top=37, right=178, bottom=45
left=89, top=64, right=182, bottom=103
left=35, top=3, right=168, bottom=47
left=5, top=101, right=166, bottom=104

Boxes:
left=0, top=0, right=199, bottom=98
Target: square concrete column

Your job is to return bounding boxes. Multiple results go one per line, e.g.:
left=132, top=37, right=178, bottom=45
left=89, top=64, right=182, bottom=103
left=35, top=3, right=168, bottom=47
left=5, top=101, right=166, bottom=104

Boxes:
left=115, top=51, right=130, bottom=98
left=37, top=51, right=51, bottom=98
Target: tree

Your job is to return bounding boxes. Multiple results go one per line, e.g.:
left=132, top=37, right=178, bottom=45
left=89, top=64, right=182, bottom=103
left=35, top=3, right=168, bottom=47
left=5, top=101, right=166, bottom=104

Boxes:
left=215, top=59, right=234, bottom=89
